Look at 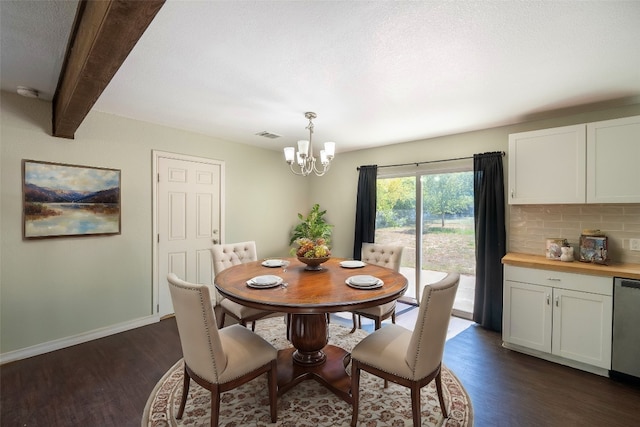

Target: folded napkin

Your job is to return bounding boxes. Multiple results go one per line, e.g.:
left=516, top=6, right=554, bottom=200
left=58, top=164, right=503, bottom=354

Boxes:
left=348, top=275, right=380, bottom=286
left=246, top=275, right=283, bottom=288
left=346, top=275, right=383, bottom=289
left=340, top=260, right=366, bottom=268
left=262, top=259, right=286, bottom=267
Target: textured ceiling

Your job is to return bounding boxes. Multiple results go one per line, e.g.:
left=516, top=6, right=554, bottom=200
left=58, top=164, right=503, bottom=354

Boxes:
left=1, top=1, right=639, bottom=153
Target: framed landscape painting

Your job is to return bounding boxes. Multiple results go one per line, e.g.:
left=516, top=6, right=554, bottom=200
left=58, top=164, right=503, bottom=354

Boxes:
left=23, top=160, right=121, bottom=239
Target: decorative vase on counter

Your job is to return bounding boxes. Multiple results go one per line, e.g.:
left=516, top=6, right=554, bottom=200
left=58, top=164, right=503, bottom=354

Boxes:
left=560, top=246, right=574, bottom=262
left=546, top=238, right=567, bottom=260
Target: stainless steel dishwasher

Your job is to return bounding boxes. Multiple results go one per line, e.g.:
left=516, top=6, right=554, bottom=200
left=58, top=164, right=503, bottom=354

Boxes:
left=611, top=277, right=640, bottom=380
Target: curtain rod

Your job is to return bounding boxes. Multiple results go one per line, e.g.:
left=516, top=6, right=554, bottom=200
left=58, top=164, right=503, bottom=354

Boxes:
left=356, top=151, right=505, bottom=170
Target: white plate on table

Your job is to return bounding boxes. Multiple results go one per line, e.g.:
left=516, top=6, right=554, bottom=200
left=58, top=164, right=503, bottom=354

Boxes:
left=262, top=259, right=286, bottom=267
left=340, top=260, right=366, bottom=268
left=246, top=275, right=283, bottom=289
left=346, top=275, right=383, bottom=289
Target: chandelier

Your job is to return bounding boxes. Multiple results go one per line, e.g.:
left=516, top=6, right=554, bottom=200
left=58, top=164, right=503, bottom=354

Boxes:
left=283, top=112, right=335, bottom=176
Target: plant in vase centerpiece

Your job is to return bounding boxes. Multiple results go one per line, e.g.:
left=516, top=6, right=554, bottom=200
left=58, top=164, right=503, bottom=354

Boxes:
left=290, top=204, right=333, bottom=270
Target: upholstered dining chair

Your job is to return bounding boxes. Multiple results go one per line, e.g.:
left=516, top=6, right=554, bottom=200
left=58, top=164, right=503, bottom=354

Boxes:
left=166, top=273, right=278, bottom=427
left=350, top=272, right=460, bottom=427
left=350, top=243, right=404, bottom=333
left=211, top=241, right=276, bottom=330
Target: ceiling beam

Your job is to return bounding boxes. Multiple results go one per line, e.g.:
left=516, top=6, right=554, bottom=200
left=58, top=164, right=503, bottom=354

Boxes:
left=52, top=0, right=165, bottom=139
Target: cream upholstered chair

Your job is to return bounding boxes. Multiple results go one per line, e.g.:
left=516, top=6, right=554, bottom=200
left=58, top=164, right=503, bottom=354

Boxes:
left=350, top=243, right=404, bottom=332
left=211, top=241, right=275, bottom=330
left=167, top=273, right=277, bottom=427
left=350, top=273, right=460, bottom=427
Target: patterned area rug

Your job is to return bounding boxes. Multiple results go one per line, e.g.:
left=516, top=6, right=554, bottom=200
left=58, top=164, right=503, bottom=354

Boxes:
left=142, top=318, right=473, bottom=427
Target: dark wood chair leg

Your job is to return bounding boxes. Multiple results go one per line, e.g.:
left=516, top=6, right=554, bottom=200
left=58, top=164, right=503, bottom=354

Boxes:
left=435, top=368, right=448, bottom=418
left=177, top=365, right=190, bottom=419
left=268, top=360, right=278, bottom=422
left=410, top=382, right=421, bottom=427
left=351, top=361, right=361, bottom=427
left=391, top=311, right=396, bottom=324
left=251, top=321, right=256, bottom=331
left=211, top=385, right=220, bottom=427
left=349, top=313, right=358, bottom=333
left=219, top=312, right=226, bottom=328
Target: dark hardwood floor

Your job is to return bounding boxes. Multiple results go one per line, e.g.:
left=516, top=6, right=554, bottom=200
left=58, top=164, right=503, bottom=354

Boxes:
left=1, top=319, right=183, bottom=427
left=2, top=306, right=639, bottom=426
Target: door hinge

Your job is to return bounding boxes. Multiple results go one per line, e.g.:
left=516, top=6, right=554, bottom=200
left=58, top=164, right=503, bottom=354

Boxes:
left=157, top=173, right=160, bottom=182
left=157, top=234, right=160, bottom=243
left=157, top=303, right=159, bottom=313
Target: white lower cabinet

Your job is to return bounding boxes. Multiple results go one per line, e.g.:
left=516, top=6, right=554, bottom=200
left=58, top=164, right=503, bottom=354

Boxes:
left=503, top=280, right=552, bottom=352
left=503, top=265, right=612, bottom=373
left=552, top=288, right=612, bottom=367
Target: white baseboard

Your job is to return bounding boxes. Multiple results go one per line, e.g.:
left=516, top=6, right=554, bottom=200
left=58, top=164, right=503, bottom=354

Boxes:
left=0, top=314, right=160, bottom=365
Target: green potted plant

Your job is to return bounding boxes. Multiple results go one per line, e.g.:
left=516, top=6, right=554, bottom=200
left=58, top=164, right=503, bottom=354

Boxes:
left=290, top=204, right=333, bottom=270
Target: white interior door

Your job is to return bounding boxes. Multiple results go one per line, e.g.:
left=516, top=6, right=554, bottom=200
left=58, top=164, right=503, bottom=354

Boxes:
left=154, top=152, right=224, bottom=317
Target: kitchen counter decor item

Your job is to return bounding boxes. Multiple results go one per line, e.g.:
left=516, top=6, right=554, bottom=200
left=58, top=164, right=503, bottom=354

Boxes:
left=560, top=244, right=575, bottom=262
left=579, top=230, right=608, bottom=264
left=546, top=238, right=567, bottom=260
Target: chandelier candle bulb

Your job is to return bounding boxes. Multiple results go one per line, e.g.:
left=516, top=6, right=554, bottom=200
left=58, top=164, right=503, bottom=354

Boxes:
left=297, top=140, right=309, bottom=157
left=284, top=147, right=295, bottom=163
left=320, top=150, right=328, bottom=164
left=324, top=141, right=335, bottom=158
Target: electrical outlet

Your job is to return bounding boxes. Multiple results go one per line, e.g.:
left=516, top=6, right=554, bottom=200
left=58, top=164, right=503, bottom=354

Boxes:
left=630, top=239, right=640, bottom=251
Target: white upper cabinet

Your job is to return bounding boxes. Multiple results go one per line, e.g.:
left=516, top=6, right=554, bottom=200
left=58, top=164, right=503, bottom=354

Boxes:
left=508, top=115, right=640, bottom=204
left=508, top=124, right=586, bottom=204
left=587, top=115, right=640, bottom=203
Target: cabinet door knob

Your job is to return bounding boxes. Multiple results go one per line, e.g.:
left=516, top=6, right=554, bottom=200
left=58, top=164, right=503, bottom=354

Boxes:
left=555, top=296, right=560, bottom=307
left=546, top=294, right=550, bottom=305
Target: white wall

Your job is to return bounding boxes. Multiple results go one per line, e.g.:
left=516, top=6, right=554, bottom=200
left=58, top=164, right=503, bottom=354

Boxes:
left=0, top=92, right=308, bottom=357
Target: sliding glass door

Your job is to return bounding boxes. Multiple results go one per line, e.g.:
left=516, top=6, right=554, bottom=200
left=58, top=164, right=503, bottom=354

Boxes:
left=375, top=165, right=475, bottom=318
left=374, top=176, right=417, bottom=299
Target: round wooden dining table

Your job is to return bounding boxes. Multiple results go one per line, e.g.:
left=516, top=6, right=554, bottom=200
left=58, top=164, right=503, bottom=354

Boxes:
left=214, top=256, right=408, bottom=403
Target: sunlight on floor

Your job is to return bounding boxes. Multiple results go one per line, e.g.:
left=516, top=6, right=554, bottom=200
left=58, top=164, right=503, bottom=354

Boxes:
left=447, top=315, right=474, bottom=340
left=331, top=304, right=473, bottom=340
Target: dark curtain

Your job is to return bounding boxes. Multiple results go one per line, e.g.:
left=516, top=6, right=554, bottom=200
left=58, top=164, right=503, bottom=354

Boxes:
left=473, top=152, right=506, bottom=332
left=353, top=165, right=377, bottom=259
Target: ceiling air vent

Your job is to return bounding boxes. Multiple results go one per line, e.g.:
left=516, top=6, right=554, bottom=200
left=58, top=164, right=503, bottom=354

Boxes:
left=255, top=131, right=281, bottom=139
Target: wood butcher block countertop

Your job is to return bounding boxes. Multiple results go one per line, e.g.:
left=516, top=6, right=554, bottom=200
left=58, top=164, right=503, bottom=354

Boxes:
left=502, top=253, right=640, bottom=280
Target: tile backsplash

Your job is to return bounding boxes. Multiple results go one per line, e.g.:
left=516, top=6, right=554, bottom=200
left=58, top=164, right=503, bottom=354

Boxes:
left=508, top=204, right=640, bottom=264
